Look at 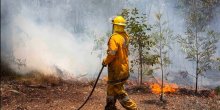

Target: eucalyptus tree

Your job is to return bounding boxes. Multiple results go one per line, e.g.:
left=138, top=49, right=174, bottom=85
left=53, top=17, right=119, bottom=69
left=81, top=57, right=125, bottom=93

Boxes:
left=177, top=0, right=220, bottom=93
left=120, top=8, right=157, bottom=85
left=151, top=13, right=173, bottom=101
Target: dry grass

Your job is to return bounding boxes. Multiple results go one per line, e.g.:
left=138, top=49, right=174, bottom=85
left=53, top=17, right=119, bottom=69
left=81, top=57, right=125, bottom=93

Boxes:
left=1, top=61, right=22, bottom=80
left=18, top=71, right=62, bottom=86
left=1, top=60, right=61, bottom=86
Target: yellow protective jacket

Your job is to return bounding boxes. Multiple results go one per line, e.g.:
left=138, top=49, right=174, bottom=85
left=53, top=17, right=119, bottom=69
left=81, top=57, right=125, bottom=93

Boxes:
left=103, top=32, right=129, bottom=84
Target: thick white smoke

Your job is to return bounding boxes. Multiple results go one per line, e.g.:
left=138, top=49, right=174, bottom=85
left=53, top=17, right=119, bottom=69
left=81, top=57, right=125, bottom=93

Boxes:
left=1, top=0, right=220, bottom=87
left=10, top=15, right=101, bottom=78
left=1, top=0, right=125, bottom=78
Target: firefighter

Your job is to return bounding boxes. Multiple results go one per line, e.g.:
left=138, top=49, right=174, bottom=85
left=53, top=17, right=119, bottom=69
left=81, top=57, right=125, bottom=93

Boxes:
left=102, top=16, right=137, bottom=110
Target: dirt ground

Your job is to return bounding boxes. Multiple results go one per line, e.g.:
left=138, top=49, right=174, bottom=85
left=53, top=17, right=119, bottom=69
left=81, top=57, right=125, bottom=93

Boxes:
left=1, top=79, right=220, bottom=110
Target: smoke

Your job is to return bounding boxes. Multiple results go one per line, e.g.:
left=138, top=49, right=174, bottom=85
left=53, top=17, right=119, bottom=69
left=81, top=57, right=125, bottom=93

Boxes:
left=1, top=0, right=125, bottom=78
left=148, top=0, right=220, bottom=88
left=1, top=0, right=220, bottom=86
left=129, top=0, right=220, bottom=88
left=10, top=15, right=100, bottom=77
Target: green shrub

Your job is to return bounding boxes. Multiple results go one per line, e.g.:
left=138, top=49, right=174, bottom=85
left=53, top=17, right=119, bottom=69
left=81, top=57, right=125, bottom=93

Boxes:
left=215, top=86, right=220, bottom=95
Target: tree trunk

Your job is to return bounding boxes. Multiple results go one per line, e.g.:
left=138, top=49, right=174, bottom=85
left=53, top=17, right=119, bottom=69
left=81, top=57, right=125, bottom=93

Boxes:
left=195, top=52, right=199, bottom=94
left=138, top=35, right=143, bottom=85
left=160, top=44, right=164, bottom=101
left=195, top=71, right=198, bottom=94
left=159, top=20, right=164, bottom=101
left=194, top=0, right=199, bottom=94
left=139, top=44, right=143, bottom=85
left=140, top=47, right=143, bottom=85
left=138, top=67, right=139, bottom=85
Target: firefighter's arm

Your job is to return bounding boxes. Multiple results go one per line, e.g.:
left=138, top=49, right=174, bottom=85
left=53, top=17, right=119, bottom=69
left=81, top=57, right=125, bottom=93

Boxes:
left=103, top=36, right=118, bottom=65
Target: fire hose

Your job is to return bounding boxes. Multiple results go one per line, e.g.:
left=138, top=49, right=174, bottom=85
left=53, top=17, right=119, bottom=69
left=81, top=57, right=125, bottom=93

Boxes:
left=77, top=65, right=105, bottom=110
left=77, top=20, right=114, bottom=110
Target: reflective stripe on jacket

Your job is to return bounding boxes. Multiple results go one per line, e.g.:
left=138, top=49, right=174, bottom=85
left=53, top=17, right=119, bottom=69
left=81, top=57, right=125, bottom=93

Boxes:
left=103, top=32, right=129, bottom=82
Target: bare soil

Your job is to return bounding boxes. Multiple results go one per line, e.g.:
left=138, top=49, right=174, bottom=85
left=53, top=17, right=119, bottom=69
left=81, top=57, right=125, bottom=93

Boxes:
left=1, top=79, right=220, bottom=110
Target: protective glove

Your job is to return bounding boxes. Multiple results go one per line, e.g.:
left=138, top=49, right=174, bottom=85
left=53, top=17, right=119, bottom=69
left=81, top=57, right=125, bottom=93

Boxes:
left=102, top=59, right=107, bottom=67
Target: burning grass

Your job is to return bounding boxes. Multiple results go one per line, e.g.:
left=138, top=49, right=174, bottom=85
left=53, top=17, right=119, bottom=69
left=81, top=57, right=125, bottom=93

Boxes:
left=150, top=83, right=178, bottom=94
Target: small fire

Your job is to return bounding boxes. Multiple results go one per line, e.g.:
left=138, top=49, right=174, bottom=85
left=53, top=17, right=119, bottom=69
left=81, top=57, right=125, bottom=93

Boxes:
left=150, top=83, right=178, bottom=94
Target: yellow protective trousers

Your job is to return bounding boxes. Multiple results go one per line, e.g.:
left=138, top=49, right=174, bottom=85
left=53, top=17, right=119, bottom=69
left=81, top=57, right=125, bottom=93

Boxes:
left=105, top=83, right=137, bottom=110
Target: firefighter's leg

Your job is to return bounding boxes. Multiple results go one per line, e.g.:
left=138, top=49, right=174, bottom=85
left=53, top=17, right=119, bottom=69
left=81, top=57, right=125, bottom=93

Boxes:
left=115, top=83, right=137, bottom=110
left=105, top=84, right=117, bottom=110
left=105, top=95, right=117, bottom=110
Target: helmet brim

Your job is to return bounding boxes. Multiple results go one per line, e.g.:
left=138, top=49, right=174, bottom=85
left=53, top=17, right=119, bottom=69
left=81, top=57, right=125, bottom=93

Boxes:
left=112, top=23, right=126, bottom=26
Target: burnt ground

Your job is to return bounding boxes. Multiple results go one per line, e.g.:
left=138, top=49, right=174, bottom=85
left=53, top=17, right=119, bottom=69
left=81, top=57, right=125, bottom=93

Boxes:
left=1, top=79, right=220, bottom=110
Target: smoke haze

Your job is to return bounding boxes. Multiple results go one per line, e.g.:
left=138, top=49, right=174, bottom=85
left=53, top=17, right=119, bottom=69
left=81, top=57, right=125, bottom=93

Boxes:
left=1, top=0, right=126, bottom=78
left=1, top=0, right=220, bottom=87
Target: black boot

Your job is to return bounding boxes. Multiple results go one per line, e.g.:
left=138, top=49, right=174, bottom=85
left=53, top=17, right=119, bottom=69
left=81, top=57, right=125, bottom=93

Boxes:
left=105, top=105, right=118, bottom=110
left=105, top=96, right=117, bottom=110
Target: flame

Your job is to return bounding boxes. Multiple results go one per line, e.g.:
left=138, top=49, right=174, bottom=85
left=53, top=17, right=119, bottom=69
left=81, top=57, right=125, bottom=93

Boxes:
left=150, top=83, right=178, bottom=94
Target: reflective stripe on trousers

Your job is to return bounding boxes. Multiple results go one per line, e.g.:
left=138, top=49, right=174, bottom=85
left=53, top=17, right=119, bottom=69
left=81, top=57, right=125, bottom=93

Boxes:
left=105, top=83, right=137, bottom=110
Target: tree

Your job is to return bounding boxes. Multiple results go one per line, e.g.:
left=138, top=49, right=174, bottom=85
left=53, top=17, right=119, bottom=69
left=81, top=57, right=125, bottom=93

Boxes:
left=217, top=58, right=220, bottom=71
left=151, top=13, right=173, bottom=101
left=177, top=0, right=220, bottom=93
left=120, top=8, right=157, bottom=85
left=212, top=58, right=220, bottom=71
left=91, top=32, right=110, bottom=62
